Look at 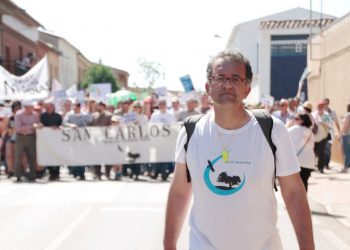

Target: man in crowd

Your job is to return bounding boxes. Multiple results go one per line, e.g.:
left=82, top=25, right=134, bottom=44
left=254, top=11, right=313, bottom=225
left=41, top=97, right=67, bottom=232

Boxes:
left=150, top=98, right=176, bottom=124
left=164, top=50, right=314, bottom=250
left=113, top=99, right=133, bottom=177
left=14, top=100, right=40, bottom=182
left=63, top=101, right=92, bottom=180
left=85, top=97, right=97, bottom=116
left=91, top=100, right=113, bottom=180
left=39, top=99, right=63, bottom=180
left=288, top=97, right=298, bottom=116
left=312, top=101, right=332, bottom=173
left=199, top=93, right=212, bottom=114
left=272, top=98, right=294, bottom=124
left=170, top=97, right=182, bottom=121
left=150, top=98, right=176, bottom=181
left=323, top=98, right=341, bottom=169
left=60, top=98, right=72, bottom=117
left=177, top=97, right=200, bottom=121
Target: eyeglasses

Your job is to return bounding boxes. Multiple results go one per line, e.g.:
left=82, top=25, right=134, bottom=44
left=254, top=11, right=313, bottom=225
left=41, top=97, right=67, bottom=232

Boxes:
left=210, top=74, right=246, bottom=86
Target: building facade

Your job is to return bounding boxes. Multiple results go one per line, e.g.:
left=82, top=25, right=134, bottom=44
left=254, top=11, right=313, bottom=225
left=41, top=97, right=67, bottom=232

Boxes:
left=0, top=0, right=41, bottom=75
left=1, top=0, right=129, bottom=93
left=307, top=12, right=350, bottom=163
left=226, top=7, right=335, bottom=103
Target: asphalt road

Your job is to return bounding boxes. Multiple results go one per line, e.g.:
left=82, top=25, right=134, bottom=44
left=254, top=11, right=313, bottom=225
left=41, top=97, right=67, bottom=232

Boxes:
left=0, top=171, right=349, bottom=250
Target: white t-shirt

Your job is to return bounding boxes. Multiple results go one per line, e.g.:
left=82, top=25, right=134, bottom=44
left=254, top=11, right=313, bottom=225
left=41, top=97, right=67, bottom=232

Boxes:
left=288, top=125, right=316, bottom=169
left=175, top=111, right=300, bottom=250
left=149, top=110, right=176, bottom=124
left=312, top=111, right=332, bottom=142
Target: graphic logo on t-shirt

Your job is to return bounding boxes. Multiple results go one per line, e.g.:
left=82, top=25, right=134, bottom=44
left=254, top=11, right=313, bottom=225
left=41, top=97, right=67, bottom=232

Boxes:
left=203, top=155, right=245, bottom=196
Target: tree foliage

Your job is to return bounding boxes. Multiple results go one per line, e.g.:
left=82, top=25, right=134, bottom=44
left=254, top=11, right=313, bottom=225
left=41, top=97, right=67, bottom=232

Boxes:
left=137, top=58, right=165, bottom=89
left=81, top=64, right=119, bottom=92
left=217, top=172, right=241, bottom=188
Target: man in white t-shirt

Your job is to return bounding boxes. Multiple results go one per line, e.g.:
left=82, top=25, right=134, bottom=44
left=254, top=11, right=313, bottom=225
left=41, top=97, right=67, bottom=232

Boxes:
left=149, top=98, right=176, bottom=124
left=164, top=50, right=314, bottom=250
left=150, top=98, right=176, bottom=181
left=322, top=98, right=341, bottom=169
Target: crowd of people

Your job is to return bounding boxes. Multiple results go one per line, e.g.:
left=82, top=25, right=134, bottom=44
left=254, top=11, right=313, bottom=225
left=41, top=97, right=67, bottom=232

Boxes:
left=0, top=90, right=349, bottom=184
left=266, top=97, right=350, bottom=190
left=0, top=93, right=210, bottom=182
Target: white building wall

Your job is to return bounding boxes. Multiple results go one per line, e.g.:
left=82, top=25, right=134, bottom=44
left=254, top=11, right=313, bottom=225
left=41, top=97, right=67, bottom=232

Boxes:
left=2, top=15, right=38, bottom=42
left=258, top=32, right=271, bottom=100
left=226, top=8, right=335, bottom=104
left=227, top=21, right=260, bottom=75
left=58, top=39, right=78, bottom=89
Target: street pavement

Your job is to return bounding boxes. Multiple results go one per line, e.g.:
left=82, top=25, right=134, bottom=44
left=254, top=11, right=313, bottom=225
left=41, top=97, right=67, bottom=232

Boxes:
left=308, top=162, right=350, bottom=229
left=0, top=165, right=349, bottom=250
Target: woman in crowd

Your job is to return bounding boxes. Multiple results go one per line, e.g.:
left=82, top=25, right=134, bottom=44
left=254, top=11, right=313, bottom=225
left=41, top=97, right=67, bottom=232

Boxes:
left=132, top=101, right=148, bottom=125
left=129, top=101, right=149, bottom=180
left=339, top=103, right=350, bottom=173
left=288, top=112, right=315, bottom=192
left=4, top=101, right=22, bottom=178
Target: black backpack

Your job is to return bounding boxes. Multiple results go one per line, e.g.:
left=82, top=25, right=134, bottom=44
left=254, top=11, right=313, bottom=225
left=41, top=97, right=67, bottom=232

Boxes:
left=183, top=110, right=278, bottom=191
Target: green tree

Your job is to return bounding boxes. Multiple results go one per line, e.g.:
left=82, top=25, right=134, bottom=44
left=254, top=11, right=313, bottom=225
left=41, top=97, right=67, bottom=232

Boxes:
left=81, top=64, right=119, bottom=92
left=137, top=58, right=165, bottom=89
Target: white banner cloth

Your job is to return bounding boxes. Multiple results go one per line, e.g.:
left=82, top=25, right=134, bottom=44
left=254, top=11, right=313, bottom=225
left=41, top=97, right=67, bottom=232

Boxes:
left=36, top=124, right=182, bottom=165
left=0, top=56, right=50, bottom=100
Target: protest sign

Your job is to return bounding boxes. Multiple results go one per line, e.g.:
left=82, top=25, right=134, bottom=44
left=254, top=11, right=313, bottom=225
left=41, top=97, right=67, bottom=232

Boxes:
left=89, top=83, right=111, bottom=100
left=179, top=75, right=194, bottom=92
left=0, top=56, right=50, bottom=100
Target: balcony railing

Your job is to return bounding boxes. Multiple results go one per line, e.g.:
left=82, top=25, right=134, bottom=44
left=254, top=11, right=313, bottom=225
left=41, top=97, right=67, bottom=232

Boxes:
left=1, top=60, right=29, bottom=76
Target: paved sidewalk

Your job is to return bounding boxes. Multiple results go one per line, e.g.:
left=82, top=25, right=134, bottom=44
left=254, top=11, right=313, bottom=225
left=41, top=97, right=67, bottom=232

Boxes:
left=308, top=161, right=350, bottom=228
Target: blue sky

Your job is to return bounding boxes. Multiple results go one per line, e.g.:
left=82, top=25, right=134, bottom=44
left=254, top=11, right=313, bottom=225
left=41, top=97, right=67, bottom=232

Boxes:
left=12, top=0, right=350, bottom=91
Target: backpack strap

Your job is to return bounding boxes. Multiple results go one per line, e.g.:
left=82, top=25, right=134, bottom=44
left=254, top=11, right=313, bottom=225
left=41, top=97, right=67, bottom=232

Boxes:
left=250, top=109, right=278, bottom=191
left=183, top=114, right=204, bottom=182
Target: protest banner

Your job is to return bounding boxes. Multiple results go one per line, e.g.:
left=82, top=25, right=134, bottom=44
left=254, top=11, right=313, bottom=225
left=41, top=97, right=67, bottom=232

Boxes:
left=0, top=56, right=50, bottom=100
left=36, top=124, right=182, bottom=165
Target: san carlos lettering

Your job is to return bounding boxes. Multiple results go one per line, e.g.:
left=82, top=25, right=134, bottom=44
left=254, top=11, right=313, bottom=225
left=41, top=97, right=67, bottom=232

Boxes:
left=61, top=124, right=173, bottom=143
left=61, top=127, right=91, bottom=142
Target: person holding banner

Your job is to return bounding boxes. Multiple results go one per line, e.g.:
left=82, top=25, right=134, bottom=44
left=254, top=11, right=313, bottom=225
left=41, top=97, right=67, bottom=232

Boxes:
left=113, top=99, right=134, bottom=178
left=63, top=101, right=92, bottom=180
left=60, top=99, right=72, bottom=117
left=39, top=100, right=63, bottom=180
left=164, top=50, right=314, bottom=250
left=150, top=97, right=176, bottom=181
left=14, top=100, right=40, bottom=182
left=129, top=101, right=149, bottom=180
left=91, top=101, right=113, bottom=180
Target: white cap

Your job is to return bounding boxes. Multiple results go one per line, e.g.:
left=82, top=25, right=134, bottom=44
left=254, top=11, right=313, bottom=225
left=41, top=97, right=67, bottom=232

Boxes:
left=22, top=99, right=34, bottom=107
